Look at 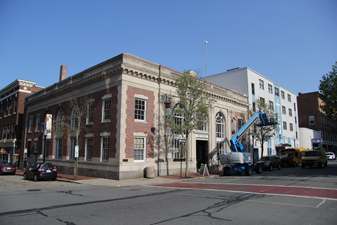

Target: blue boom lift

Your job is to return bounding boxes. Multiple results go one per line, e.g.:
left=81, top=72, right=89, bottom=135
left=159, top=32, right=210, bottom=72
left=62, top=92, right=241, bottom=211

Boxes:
left=220, top=110, right=277, bottom=176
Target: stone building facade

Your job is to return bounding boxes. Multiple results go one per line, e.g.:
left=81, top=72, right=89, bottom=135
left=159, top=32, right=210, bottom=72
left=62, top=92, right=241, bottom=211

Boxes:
left=22, top=53, right=248, bottom=179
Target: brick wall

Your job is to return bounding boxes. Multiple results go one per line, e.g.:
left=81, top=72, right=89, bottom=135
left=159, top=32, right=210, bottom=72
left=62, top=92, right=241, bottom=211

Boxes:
left=125, top=86, right=155, bottom=159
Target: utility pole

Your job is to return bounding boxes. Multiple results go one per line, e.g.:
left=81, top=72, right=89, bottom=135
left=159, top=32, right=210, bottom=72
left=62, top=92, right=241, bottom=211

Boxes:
left=205, top=40, right=208, bottom=77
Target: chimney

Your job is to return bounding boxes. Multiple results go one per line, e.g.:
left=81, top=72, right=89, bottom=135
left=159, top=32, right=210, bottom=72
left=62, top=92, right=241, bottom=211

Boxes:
left=59, top=65, right=67, bottom=82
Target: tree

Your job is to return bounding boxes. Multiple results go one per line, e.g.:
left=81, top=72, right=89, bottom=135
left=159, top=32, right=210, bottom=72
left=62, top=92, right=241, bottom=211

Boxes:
left=167, top=70, right=215, bottom=177
left=248, top=99, right=278, bottom=159
left=57, top=97, right=90, bottom=180
left=319, top=62, right=337, bottom=120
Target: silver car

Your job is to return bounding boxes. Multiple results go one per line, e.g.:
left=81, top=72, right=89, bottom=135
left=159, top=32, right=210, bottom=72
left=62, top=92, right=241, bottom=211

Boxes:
left=0, top=162, right=16, bottom=175
left=326, top=152, right=336, bottom=160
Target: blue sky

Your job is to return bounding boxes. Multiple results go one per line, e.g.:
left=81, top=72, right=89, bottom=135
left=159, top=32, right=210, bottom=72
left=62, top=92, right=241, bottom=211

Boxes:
left=1, top=0, right=336, bottom=95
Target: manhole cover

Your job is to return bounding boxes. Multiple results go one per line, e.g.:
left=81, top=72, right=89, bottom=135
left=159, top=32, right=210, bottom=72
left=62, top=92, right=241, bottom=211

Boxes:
left=27, top=189, right=41, bottom=192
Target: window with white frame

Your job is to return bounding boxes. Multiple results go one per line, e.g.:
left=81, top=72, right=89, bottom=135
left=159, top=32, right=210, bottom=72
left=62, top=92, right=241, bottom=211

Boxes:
left=86, top=138, right=93, bottom=161
left=283, top=121, right=287, bottom=130
left=269, top=101, right=274, bottom=111
left=173, top=138, right=185, bottom=159
left=251, top=83, right=255, bottom=95
left=290, top=123, right=293, bottom=131
left=288, top=108, right=292, bottom=117
left=134, top=137, right=146, bottom=161
left=102, top=99, right=111, bottom=122
left=268, top=84, right=273, bottom=94
left=35, top=116, right=40, bottom=132
left=215, top=112, right=225, bottom=139
left=7, top=124, right=10, bottom=139
left=259, top=79, right=264, bottom=90
left=55, top=139, right=63, bottom=158
left=135, top=99, right=146, bottom=121
left=87, top=103, right=94, bottom=124
left=282, top=106, right=286, bottom=114
left=197, top=115, right=208, bottom=132
left=69, top=138, right=76, bottom=160
left=71, top=109, right=78, bottom=130
left=287, top=94, right=291, bottom=102
left=28, top=117, right=33, bottom=133
left=101, top=137, right=109, bottom=161
left=281, top=91, right=285, bottom=99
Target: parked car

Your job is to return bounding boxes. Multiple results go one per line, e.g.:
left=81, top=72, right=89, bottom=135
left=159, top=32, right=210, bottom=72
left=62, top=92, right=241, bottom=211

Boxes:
left=0, top=162, right=16, bottom=175
left=255, top=156, right=281, bottom=171
left=23, top=163, right=57, bottom=181
left=301, top=150, right=327, bottom=168
left=326, top=152, right=336, bottom=160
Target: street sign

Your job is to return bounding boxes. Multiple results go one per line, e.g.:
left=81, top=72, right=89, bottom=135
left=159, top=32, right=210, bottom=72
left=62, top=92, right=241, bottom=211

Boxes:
left=75, top=146, right=79, bottom=158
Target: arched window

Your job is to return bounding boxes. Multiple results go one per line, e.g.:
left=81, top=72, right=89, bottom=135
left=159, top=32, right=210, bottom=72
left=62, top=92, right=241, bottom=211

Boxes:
left=56, top=109, right=65, bottom=132
left=215, top=112, right=226, bottom=154
left=172, top=104, right=185, bottom=160
left=215, top=112, right=225, bottom=138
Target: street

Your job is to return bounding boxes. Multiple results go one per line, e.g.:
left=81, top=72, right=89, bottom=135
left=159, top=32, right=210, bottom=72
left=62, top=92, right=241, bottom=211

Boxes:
left=0, top=161, right=336, bottom=224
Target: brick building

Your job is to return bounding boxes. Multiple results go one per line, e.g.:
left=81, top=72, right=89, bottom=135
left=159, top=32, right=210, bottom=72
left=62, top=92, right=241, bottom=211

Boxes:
left=0, top=79, right=43, bottom=164
left=297, top=92, right=337, bottom=152
left=22, top=53, right=248, bottom=180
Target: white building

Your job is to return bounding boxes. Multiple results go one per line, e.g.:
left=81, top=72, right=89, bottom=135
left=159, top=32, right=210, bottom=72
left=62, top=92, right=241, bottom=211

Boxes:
left=205, top=67, right=299, bottom=161
left=299, top=127, right=321, bottom=150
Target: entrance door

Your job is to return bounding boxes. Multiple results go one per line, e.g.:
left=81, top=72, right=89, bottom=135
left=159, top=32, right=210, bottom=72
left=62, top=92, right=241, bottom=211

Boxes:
left=196, top=140, right=208, bottom=169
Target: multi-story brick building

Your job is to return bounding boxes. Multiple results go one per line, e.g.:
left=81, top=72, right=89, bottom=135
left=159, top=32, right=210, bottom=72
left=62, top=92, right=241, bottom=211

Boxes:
left=205, top=67, right=299, bottom=162
left=22, top=53, right=249, bottom=180
left=0, top=79, right=43, bottom=164
left=297, top=92, right=337, bottom=152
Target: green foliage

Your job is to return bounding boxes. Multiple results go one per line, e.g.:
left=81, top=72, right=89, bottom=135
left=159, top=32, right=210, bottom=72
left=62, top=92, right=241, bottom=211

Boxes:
left=248, top=99, right=278, bottom=158
left=319, top=62, right=337, bottom=120
left=167, top=70, right=215, bottom=138
left=166, top=70, right=215, bottom=176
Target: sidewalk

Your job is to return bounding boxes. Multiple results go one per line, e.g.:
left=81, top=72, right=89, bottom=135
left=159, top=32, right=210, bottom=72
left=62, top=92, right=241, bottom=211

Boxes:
left=15, top=170, right=220, bottom=187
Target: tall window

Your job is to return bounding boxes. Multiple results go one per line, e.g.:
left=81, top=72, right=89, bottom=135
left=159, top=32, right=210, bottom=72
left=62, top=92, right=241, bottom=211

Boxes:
left=251, top=83, right=255, bottom=95
left=281, top=91, right=285, bottom=99
left=268, top=84, right=273, bottom=94
left=101, top=137, right=109, bottom=161
left=35, top=116, right=40, bottom=132
left=269, top=101, right=274, bottom=111
left=287, top=94, right=291, bottom=102
left=44, top=140, right=50, bottom=158
left=87, top=103, right=94, bottom=124
left=14, top=97, right=17, bottom=113
left=7, top=124, right=10, bottom=139
left=275, top=87, right=279, bottom=96
left=173, top=139, right=185, bottom=159
left=215, top=112, right=225, bottom=139
left=55, top=139, right=63, bottom=158
left=3, top=126, right=6, bottom=139
left=288, top=108, right=292, bottom=117
left=56, top=109, right=65, bottom=131
left=259, top=79, right=264, bottom=90
left=290, top=123, right=293, bottom=131
left=71, top=109, right=78, bottom=130
left=282, top=106, right=286, bottom=115
left=69, top=138, right=76, bottom=160
left=28, top=117, right=33, bottom=133
left=103, top=99, right=111, bottom=122
left=283, top=121, right=287, bottom=130
left=135, top=99, right=146, bottom=121
left=134, top=137, right=146, bottom=161
left=86, top=138, right=93, bottom=161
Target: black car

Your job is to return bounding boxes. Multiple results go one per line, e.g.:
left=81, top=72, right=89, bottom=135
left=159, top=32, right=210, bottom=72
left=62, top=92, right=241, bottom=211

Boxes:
left=0, top=162, right=16, bottom=175
left=255, top=156, right=281, bottom=171
left=24, top=163, right=57, bottom=181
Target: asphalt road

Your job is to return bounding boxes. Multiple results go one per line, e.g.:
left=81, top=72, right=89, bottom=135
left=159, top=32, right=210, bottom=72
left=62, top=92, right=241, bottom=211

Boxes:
left=0, top=161, right=336, bottom=224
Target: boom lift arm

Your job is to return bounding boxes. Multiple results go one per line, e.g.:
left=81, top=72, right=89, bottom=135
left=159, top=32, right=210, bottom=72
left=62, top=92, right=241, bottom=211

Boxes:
left=230, top=110, right=277, bottom=153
